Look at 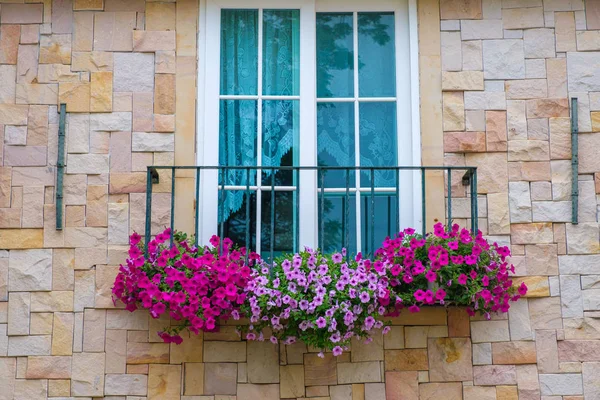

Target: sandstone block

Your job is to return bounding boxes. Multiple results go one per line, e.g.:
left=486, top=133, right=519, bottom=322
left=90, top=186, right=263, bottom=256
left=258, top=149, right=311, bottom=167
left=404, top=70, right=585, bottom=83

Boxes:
left=442, top=71, right=484, bottom=91
left=26, top=356, right=72, bottom=379
left=8, top=249, right=52, bottom=291
left=59, top=82, right=91, bottom=113
left=30, top=291, right=74, bottom=312
left=16, top=83, right=58, bottom=105
left=338, top=361, right=382, bottom=384
left=465, top=153, right=508, bottom=193
left=132, top=132, right=174, bottom=151
left=73, top=11, right=94, bottom=51
left=492, top=341, right=536, bottom=364
left=419, top=382, right=462, bottom=400
left=90, top=71, right=113, bottom=112
left=462, top=40, right=482, bottom=71
left=0, top=228, right=43, bottom=249
left=114, top=53, right=155, bottom=92
left=486, top=110, right=507, bottom=151
left=471, top=320, right=510, bottom=343
left=39, top=34, right=71, bottom=64
left=539, top=374, right=583, bottom=396
left=71, top=51, right=113, bottom=72
left=464, top=91, right=507, bottom=110
left=154, top=113, right=175, bottom=132
left=72, top=352, right=105, bottom=396
left=502, top=7, right=544, bottom=29
left=568, top=52, right=600, bottom=92
left=561, top=275, right=585, bottom=317
left=483, top=39, right=525, bottom=79
left=148, top=364, right=181, bottom=399
left=204, top=362, right=237, bottom=395
left=473, top=342, right=492, bottom=365
left=127, top=342, right=169, bottom=364
left=427, top=338, right=472, bottom=382
left=280, top=365, right=305, bottom=398
left=578, top=133, right=600, bottom=173
left=529, top=297, right=563, bottom=329
left=304, top=353, right=337, bottom=386
left=487, top=192, right=510, bottom=234
left=133, top=30, right=177, bottom=52
left=384, top=349, right=428, bottom=371
left=204, top=341, right=246, bottom=362
left=8, top=335, right=51, bottom=356
left=67, top=154, right=109, bottom=174
left=440, top=0, right=482, bottom=19
left=1, top=4, right=43, bottom=24
left=93, top=12, right=137, bottom=51
left=505, top=79, right=548, bottom=100
left=105, top=374, right=148, bottom=396
left=106, top=309, right=148, bottom=330
left=474, top=365, right=517, bottom=386
left=52, top=312, right=74, bottom=356
left=464, top=386, right=496, bottom=400
left=566, top=223, right=600, bottom=254
left=444, top=131, right=485, bottom=153
left=154, top=73, right=176, bottom=114
left=461, top=20, right=503, bottom=40
left=0, top=25, right=20, bottom=65
left=7, top=292, right=30, bottom=335
left=523, top=28, right=555, bottom=58
left=238, top=383, right=279, bottom=400
left=16, top=44, right=39, bottom=84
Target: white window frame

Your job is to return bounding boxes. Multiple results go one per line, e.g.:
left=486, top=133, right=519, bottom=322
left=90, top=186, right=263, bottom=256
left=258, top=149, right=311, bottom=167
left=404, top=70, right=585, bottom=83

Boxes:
left=196, top=0, right=421, bottom=250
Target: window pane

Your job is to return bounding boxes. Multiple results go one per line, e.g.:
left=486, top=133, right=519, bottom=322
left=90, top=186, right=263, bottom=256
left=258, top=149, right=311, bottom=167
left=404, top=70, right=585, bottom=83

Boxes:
left=220, top=9, right=258, bottom=95
left=359, top=102, right=397, bottom=187
left=319, top=194, right=358, bottom=255
left=317, top=102, right=355, bottom=187
left=316, top=13, right=354, bottom=98
left=218, top=191, right=257, bottom=247
left=261, top=191, right=296, bottom=256
left=361, top=194, right=398, bottom=256
left=358, top=12, right=396, bottom=97
left=263, top=10, right=300, bottom=96
left=262, top=100, right=299, bottom=186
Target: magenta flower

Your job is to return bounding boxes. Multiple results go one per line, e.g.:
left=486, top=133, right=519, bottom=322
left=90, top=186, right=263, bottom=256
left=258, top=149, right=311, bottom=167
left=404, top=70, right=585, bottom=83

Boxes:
left=457, top=274, right=468, bottom=285
left=332, top=346, right=343, bottom=356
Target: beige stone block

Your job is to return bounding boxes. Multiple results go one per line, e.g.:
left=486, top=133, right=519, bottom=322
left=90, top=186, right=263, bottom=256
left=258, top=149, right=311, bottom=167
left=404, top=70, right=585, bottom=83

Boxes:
left=280, top=365, right=305, bottom=398
left=95, top=265, right=119, bottom=308
left=351, top=332, right=384, bottom=362
left=104, top=329, right=126, bottom=374
left=526, top=98, right=569, bottom=118
left=154, top=74, right=176, bottom=115
left=13, top=378, right=48, bottom=399
left=30, top=312, right=52, bottom=335
left=502, top=7, right=544, bottom=29
left=113, top=92, right=132, bottom=111
left=72, top=352, right=105, bottom=396
left=169, top=330, right=203, bottom=363
left=154, top=113, right=175, bottom=132
left=72, top=51, right=113, bottom=72
left=204, top=362, right=237, bottom=395
left=133, top=92, right=154, bottom=131
left=1, top=4, right=43, bottom=24
left=384, top=349, right=428, bottom=371
left=105, top=373, right=148, bottom=396
left=556, top=12, right=577, bottom=52
left=30, top=291, right=74, bottom=313
left=473, top=365, right=517, bottom=386
left=82, top=309, right=105, bottom=352
left=511, top=223, right=553, bottom=244
left=304, top=353, right=337, bottom=386
left=48, top=379, right=70, bottom=396
left=59, top=82, right=91, bottom=113
left=338, top=361, right=382, bottom=384
left=485, top=110, right=507, bottom=152
left=127, top=342, right=169, bottom=364
left=383, top=326, right=405, bottom=350
left=439, top=0, right=482, bottom=19
left=387, top=307, right=447, bottom=326
left=8, top=292, right=30, bottom=335
left=106, top=309, right=148, bottom=330
left=529, top=297, right=563, bottom=330
left=16, top=44, right=39, bottom=84
left=8, top=335, right=51, bottom=356
left=108, top=172, right=145, bottom=194
left=420, top=382, right=462, bottom=400
left=0, top=208, right=21, bottom=228
left=513, top=275, right=550, bottom=297
left=148, top=364, right=181, bottom=399
left=86, top=185, right=108, bottom=227
left=16, top=83, right=58, bottom=105
left=90, top=71, right=113, bottom=112
left=0, top=25, right=20, bottom=65
left=427, top=338, right=472, bottom=382
left=505, top=79, right=548, bottom=100
left=146, top=2, right=176, bottom=30
left=549, top=117, right=571, bottom=159
left=39, top=34, right=71, bottom=64
left=133, top=30, right=176, bottom=52
left=52, top=312, right=74, bottom=356
left=444, top=131, right=485, bottom=153
left=465, top=152, right=508, bottom=194
left=385, top=371, right=418, bottom=400
left=183, top=362, right=204, bottom=395
left=471, top=320, right=510, bottom=343
left=156, top=50, right=176, bottom=74
left=442, top=71, right=484, bottom=91
left=246, top=340, right=279, bottom=383
left=546, top=59, right=567, bottom=98
left=306, top=385, right=330, bottom=397
left=496, top=385, right=518, bottom=400
left=0, top=228, right=43, bottom=249
left=74, top=0, right=104, bottom=10
left=65, top=205, right=85, bottom=227
left=204, top=341, right=246, bottom=363
left=491, top=341, right=537, bottom=365
left=93, top=12, right=137, bottom=51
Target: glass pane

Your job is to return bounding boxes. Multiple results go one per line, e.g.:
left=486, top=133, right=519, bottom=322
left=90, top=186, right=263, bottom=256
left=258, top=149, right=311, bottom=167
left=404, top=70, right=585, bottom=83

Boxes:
left=319, top=194, right=358, bottom=255
left=218, top=191, right=257, bottom=247
left=220, top=9, right=258, bottom=95
left=261, top=191, right=296, bottom=257
left=219, top=99, right=257, bottom=223
left=262, top=100, right=299, bottom=186
left=317, top=102, right=355, bottom=187
left=359, top=102, right=397, bottom=187
left=263, top=9, right=300, bottom=96
left=358, top=12, right=396, bottom=97
left=316, top=13, right=354, bottom=98
left=361, top=194, right=398, bottom=256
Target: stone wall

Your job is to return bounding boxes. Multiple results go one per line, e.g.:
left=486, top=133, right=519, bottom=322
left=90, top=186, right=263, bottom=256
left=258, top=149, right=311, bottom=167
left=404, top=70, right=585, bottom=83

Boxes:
left=1, top=0, right=600, bottom=399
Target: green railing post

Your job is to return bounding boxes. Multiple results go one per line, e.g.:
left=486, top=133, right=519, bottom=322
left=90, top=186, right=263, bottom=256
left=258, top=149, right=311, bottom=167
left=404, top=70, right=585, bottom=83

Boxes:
left=144, top=167, right=154, bottom=258
left=571, top=97, right=579, bottom=224
left=56, top=104, right=66, bottom=230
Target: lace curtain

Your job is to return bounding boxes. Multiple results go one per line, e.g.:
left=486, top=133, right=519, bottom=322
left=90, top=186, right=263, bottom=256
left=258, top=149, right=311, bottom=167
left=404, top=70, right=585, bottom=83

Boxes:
left=219, top=9, right=300, bottom=222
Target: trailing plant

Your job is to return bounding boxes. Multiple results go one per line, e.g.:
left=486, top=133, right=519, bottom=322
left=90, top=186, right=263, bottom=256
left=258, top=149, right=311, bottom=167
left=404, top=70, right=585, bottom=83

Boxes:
left=112, top=229, right=259, bottom=344
left=241, top=248, right=391, bottom=357
left=375, top=222, right=527, bottom=319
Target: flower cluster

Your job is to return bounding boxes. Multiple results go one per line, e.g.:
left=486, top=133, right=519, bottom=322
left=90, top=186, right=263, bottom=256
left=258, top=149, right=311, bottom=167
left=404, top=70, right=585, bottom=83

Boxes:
left=375, top=223, right=526, bottom=318
left=241, top=249, right=391, bottom=356
left=112, top=229, right=259, bottom=343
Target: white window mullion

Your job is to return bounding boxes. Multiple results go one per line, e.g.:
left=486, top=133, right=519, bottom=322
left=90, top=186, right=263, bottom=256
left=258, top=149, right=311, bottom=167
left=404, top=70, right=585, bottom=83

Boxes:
left=352, top=11, right=362, bottom=253
left=255, top=8, right=264, bottom=254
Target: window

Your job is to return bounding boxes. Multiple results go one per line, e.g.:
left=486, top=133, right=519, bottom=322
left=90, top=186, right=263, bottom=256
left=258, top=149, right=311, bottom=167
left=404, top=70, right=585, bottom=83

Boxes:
left=198, top=0, right=420, bottom=256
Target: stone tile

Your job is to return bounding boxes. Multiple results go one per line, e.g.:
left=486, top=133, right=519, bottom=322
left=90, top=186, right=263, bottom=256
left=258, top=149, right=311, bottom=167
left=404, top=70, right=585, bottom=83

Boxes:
left=114, top=53, right=154, bottom=92
left=566, top=223, right=600, bottom=254
left=462, top=40, right=482, bottom=71
left=8, top=335, right=51, bottom=356
left=238, top=383, right=279, bottom=400
left=474, top=365, right=517, bottom=386
left=304, top=353, right=337, bottom=386
left=148, top=364, right=181, bottom=399
left=82, top=309, right=105, bottom=352
left=483, top=39, right=526, bottom=79
left=0, top=104, right=29, bottom=125
left=502, top=7, right=544, bottom=28
left=444, top=131, right=485, bottom=153
left=132, top=132, right=174, bottom=151
left=156, top=50, right=176, bottom=74
left=420, top=382, right=462, bottom=400
left=52, top=312, right=74, bottom=356
left=39, top=34, right=71, bottom=64
left=1, top=4, right=43, bottom=24
left=461, top=20, right=503, bottom=40
left=95, top=265, right=120, bottom=308
left=105, top=329, right=126, bottom=374
left=67, top=113, right=90, bottom=153
left=492, top=341, right=536, bottom=364
left=3, top=145, right=47, bottom=167
left=441, top=33, right=461, bottom=71
left=280, top=365, right=305, bottom=398
left=443, top=91, right=464, bottom=131
left=338, top=361, right=381, bottom=384
left=427, top=338, right=472, bottom=382
left=73, top=11, right=94, bottom=51
left=539, top=374, right=583, bottom=396
left=90, top=71, right=113, bottom=112
left=579, top=133, right=600, bottom=173
left=525, top=58, right=546, bottom=79
left=133, top=30, right=176, bottom=52
left=471, top=320, right=510, bottom=343
left=59, top=82, right=91, bottom=113
left=183, top=362, right=204, bottom=395
left=440, top=0, right=481, bottom=19
left=105, top=373, right=148, bottom=396
left=154, top=73, right=176, bottom=114
left=16, top=83, right=58, bottom=105
left=204, top=362, right=237, bottom=395
left=154, top=113, right=175, bottom=132
left=146, top=2, right=176, bottom=30
left=473, top=342, right=492, bottom=365
left=127, top=342, right=169, bottom=364
left=26, top=356, right=72, bottom=379
left=384, top=349, right=428, bottom=371
left=384, top=326, right=405, bottom=349
left=169, top=330, right=203, bottom=364
left=7, top=292, right=30, bottom=335
left=67, top=154, right=109, bottom=174
left=352, top=332, right=384, bottom=361
left=8, top=249, right=52, bottom=292
left=529, top=297, right=563, bottom=329
left=71, top=50, right=113, bottom=72
left=72, top=352, right=105, bottom=396
left=0, top=25, right=20, bottom=65
left=204, top=341, right=246, bottom=362
left=464, top=386, right=496, bottom=400
left=133, top=92, right=154, bottom=131
left=13, top=378, right=47, bottom=400
left=465, top=152, right=508, bottom=193
left=0, top=228, right=44, bottom=250
left=90, top=111, right=132, bottom=131
left=93, top=12, right=137, bottom=51
left=506, top=79, right=548, bottom=100
left=464, top=90, right=507, bottom=110
left=486, top=110, right=507, bottom=151
left=0, top=65, right=16, bottom=104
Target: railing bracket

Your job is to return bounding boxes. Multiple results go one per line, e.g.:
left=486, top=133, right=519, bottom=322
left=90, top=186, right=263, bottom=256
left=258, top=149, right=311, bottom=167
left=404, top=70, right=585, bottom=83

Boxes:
left=150, top=167, right=160, bottom=184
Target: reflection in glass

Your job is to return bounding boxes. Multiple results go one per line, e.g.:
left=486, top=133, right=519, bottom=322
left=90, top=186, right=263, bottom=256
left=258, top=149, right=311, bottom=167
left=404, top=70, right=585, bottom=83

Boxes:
left=317, top=102, right=355, bottom=188
left=261, top=191, right=296, bottom=257
left=359, top=102, right=397, bottom=187
left=220, top=9, right=258, bottom=95
left=262, top=100, right=299, bottom=186
left=316, top=13, right=354, bottom=98
left=358, top=12, right=396, bottom=97
left=263, top=10, right=300, bottom=96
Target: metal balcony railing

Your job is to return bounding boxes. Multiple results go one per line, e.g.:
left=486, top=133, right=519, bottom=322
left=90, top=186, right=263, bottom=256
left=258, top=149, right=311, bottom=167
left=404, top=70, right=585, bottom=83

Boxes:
left=144, top=166, right=478, bottom=260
